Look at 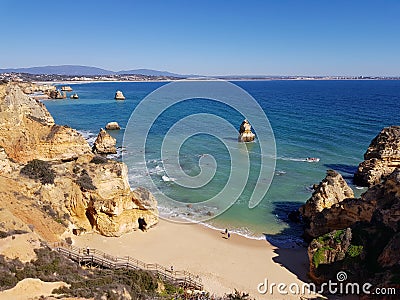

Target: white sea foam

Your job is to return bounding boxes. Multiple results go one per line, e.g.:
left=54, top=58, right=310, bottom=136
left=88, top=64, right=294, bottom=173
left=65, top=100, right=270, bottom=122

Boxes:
left=161, top=175, right=175, bottom=182
left=156, top=203, right=266, bottom=241
left=276, top=156, right=308, bottom=162
left=77, top=129, right=97, bottom=147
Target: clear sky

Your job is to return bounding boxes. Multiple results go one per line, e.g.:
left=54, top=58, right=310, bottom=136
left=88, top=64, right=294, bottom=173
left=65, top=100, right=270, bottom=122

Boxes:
left=1, top=0, right=399, bottom=76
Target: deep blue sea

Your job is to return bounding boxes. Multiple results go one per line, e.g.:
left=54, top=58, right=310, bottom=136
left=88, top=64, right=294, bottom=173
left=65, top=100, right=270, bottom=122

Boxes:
left=44, top=80, right=400, bottom=246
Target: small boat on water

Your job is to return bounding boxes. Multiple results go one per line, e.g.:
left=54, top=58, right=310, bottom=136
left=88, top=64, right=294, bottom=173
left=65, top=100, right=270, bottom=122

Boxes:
left=70, top=93, right=79, bottom=99
left=306, top=157, right=320, bottom=163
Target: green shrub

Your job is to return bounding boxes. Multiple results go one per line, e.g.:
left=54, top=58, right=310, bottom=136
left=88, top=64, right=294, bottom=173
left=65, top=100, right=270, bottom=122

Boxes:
left=346, top=245, right=363, bottom=258
left=20, top=159, right=55, bottom=185
left=0, top=247, right=185, bottom=298
left=0, top=230, right=28, bottom=239
left=312, top=246, right=334, bottom=269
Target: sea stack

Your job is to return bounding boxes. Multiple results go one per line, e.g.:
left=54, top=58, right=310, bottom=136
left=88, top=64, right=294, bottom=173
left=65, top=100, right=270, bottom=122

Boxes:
left=114, top=90, right=125, bottom=100
left=105, top=121, right=121, bottom=130
left=92, top=128, right=117, bottom=154
left=238, top=119, right=255, bottom=142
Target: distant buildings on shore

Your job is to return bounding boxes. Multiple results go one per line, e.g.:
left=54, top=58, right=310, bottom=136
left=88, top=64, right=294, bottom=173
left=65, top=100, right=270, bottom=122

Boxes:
left=1, top=72, right=399, bottom=83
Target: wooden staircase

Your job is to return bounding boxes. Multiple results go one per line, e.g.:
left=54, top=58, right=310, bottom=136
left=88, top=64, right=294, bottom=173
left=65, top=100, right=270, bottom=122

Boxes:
left=51, top=242, right=203, bottom=291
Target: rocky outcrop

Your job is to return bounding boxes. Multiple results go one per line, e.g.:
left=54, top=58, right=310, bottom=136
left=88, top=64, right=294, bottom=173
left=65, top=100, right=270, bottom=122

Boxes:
left=0, top=84, right=91, bottom=163
left=0, top=82, right=158, bottom=238
left=368, top=168, right=400, bottom=232
left=308, top=228, right=355, bottom=282
left=354, top=126, right=400, bottom=187
left=378, top=233, right=400, bottom=268
left=299, top=170, right=359, bottom=239
left=92, top=128, right=117, bottom=154
left=61, top=86, right=73, bottom=91
left=306, top=165, right=400, bottom=289
left=49, top=90, right=66, bottom=99
left=105, top=121, right=121, bottom=130
left=0, top=83, right=54, bottom=126
left=300, top=170, right=354, bottom=220
left=303, top=197, right=376, bottom=239
left=238, top=119, right=255, bottom=142
left=40, top=159, right=159, bottom=236
left=115, top=90, right=125, bottom=100
left=301, top=168, right=400, bottom=240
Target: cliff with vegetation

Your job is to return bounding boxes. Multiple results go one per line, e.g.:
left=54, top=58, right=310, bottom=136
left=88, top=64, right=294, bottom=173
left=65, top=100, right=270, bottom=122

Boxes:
left=300, top=126, right=400, bottom=295
left=0, top=82, right=158, bottom=239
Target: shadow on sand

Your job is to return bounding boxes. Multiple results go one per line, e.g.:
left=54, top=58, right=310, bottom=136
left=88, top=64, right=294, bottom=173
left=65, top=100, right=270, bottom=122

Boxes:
left=263, top=201, right=310, bottom=283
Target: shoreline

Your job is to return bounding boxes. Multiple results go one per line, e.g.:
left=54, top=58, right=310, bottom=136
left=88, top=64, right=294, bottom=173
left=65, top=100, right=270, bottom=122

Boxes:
left=72, top=219, right=311, bottom=299
left=31, top=77, right=399, bottom=86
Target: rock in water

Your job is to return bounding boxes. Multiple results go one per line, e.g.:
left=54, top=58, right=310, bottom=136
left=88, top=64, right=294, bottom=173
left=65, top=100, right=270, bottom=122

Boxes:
left=238, top=119, right=255, bottom=142
left=300, top=170, right=354, bottom=220
left=114, top=90, right=125, bottom=100
left=92, top=128, right=117, bottom=154
left=354, top=126, right=400, bottom=187
left=105, top=121, right=121, bottom=130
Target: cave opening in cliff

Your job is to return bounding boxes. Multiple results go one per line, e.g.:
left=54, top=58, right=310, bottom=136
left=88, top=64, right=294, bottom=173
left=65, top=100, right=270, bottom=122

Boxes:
left=85, top=207, right=96, bottom=228
left=138, top=217, right=147, bottom=231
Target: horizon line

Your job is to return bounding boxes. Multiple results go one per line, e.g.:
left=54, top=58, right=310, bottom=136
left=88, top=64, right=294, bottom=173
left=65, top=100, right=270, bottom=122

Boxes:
left=0, top=64, right=399, bottom=78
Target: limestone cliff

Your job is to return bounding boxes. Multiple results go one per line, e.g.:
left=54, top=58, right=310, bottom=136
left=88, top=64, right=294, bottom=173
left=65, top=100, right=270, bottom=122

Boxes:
left=300, top=170, right=354, bottom=220
left=306, top=170, right=400, bottom=285
left=303, top=127, right=400, bottom=292
left=0, top=83, right=91, bottom=163
left=0, top=82, right=158, bottom=238
left=354, top=126, right=400, bottom=187
left=299, top=170, right=359, bottom=239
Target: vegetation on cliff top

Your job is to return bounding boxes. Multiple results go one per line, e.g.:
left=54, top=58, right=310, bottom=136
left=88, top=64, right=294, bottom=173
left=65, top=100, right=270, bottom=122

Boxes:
left=75, top=169, right=97, bottom=191
left=20, top=159, right=55, bottom=185
left=0, top=246, right=251, bottom=299
left=0, top=246, right=176, bottom=299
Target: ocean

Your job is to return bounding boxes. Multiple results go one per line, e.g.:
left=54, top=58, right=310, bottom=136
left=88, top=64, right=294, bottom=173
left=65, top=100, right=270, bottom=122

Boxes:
left=44, top=80, right=400, bottom=246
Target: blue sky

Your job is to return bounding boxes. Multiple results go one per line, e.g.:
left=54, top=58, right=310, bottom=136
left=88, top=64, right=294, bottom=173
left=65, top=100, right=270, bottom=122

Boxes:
left=1, top=0, right=399, bottom=76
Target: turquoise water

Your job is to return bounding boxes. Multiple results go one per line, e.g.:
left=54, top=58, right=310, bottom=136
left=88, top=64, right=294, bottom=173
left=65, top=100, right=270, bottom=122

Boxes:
left=44, top=80, right=400, bottom=245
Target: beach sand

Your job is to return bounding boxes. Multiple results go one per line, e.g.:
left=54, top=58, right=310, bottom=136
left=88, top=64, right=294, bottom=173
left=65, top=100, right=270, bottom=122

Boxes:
left=73, top=220, right=313, bottom=299
left=0, top=278, right=69, bottom=300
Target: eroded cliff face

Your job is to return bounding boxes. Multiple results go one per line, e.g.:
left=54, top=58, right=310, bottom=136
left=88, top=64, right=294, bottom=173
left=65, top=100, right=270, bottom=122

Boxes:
left=300, top=170, right=354, bottom=220
left=354, top=126, right=400, bottom=187
left=299, top=170, right=362, bottom=239
left=302, top=127, right=400, bottom=292
left=306, top=169, right=400, bottom=287
left=0, top=82, right=158, bottom=238
left=0, top=83, right=91, bottom=163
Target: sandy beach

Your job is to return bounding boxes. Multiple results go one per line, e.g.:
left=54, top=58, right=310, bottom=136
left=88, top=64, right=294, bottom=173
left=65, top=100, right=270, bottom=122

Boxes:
left=73, top=220, right=312, bottom=299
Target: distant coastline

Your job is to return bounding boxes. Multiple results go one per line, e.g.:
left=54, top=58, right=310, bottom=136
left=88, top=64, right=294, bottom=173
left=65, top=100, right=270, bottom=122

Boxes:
left=1, top=65, right=400, bottom=84
left=3, top=74, right=400, bottom=85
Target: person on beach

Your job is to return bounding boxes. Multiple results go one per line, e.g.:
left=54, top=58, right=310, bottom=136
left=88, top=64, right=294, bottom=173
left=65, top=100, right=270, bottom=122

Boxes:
left=225, top=228, right=228, bottom=235
left=227, top=233, right=231, bottom=239
left=86, top=247, right=90, bottom=255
